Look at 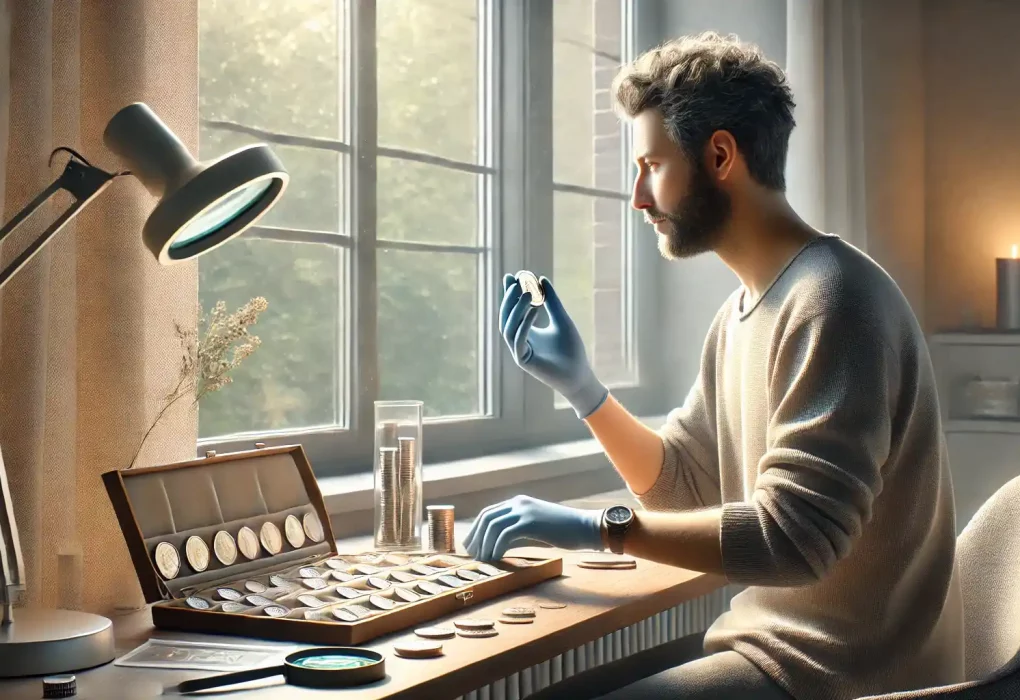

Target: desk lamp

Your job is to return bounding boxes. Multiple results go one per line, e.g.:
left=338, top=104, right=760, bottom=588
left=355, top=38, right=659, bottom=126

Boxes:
left=0, top=102, right=288, bottom=678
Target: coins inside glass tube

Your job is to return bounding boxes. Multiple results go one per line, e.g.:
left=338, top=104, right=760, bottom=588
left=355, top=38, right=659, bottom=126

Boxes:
left=260, top=521, right=283, bottom=555
left=303, top=511, right=325, bottom=542
left=213, top=530, right=238, bottom=566
left=284, top=514, right=306, bottom=549
left=185, top=536, right=210, bottom=573
left=153, top=542, right=181, bottom=580
left=237, top=526, right=260, bottom=560
left=515, top=270, right=545, bottom=306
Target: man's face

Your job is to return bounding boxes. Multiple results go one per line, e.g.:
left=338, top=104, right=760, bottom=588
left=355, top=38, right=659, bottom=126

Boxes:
left=630, top=110, right=731, bottom=259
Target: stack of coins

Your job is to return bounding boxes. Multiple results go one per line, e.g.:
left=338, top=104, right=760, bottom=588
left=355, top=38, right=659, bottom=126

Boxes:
left=427, top=505, right=455, bottom=553
left=397, top=436, right=418, bottom=545
left=376, top=447, right=400, bottom=547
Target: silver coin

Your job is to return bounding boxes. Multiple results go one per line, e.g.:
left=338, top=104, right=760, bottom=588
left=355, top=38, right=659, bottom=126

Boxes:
left=437, top=575, right=465, bottom=588
left=411, top=564, right=438, bottom=576
left=476, top=563, right=502, bottom=577
left=153, top=542, right=180, bottom=580
left=515, top=270, right=545, bottom=306
left=390, top=570, right=416, bottom=583
left=347, top=604, right=372, bottom=618
left=333, top=607, right=359, bottom=622
left=336, top=586, right=363, bottom=599
left=354, top=564, right=380, bottom=576
left=298, top=594, right=329, bottom=609
left=237, top=527, right=260, bottom=560
left=417, top=581, right=446, bottom=596
left=269, top=574, right=291, bottom=588
left=501, top=606, right=536, bottom=618
left=301, top=578, right=329, bottom=591
left=245, top=595, right=273, bottom=607
left=244, top=580, right=267, bottom=594
left=324, top=558, right=348, bottom=570
left=215, top=587, right=243, bottom=601
left=299, top=567, right=325, bottom=579
left=259, top=522, right=283, bottom=555
left=367, top=577, right=390, bottom=590
left=368, top=594, right=398, bottom=610
left=212, top=530, right=238, bottom=566
left=185, top=596, right=211, bottom=610
left=263, top=605, right=289, bottom=618
left=284, top=514, right=306, bottom=549
left=185, top=536, right=210, bottom=573
left=330, top=571, right=356, bottom=583
left=457, top=569, right=483, bottom=582
left=394, top=587, right=421, bottom=603
left=220, top=602, right=250, bottom=614
left=303, top=511, right=325, bottom=542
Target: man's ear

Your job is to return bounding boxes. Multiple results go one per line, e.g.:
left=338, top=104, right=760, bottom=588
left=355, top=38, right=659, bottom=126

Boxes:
left=703, top=130, right=738, bottom=182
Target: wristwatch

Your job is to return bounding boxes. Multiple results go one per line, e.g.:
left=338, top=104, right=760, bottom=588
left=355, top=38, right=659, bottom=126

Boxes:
left=602, top=505, right=634, bottom=555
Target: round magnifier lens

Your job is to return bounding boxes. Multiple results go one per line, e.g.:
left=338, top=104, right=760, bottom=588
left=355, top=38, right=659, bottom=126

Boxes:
left=290, top=654, right=377, bottom=670
left=170, top=179, right=273, bottom=250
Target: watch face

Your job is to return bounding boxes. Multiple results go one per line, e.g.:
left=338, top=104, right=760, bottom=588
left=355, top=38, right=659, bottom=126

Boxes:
left=606, top=506, right=632, bottom=525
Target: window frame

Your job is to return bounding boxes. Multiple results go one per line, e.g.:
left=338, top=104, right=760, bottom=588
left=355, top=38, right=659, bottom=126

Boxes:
left=197, top=0, right=666, bottom=475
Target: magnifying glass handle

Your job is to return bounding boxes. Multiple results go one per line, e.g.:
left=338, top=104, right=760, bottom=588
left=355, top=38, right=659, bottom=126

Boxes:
left=175, top=664, right=286, bottom=694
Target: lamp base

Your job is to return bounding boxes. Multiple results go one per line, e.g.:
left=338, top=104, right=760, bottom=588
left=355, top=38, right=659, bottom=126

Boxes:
left=0, top=608, right=115, bottom=677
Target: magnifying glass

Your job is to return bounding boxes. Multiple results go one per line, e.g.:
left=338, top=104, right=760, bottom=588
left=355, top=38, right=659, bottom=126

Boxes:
left=175, top=647, right=385, bottom=693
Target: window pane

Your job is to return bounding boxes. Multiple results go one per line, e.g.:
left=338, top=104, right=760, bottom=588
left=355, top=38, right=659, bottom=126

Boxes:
left=377, top=249, right=481, bottom=418
left=200, top=126, right=341, bottom=233
left=377, top=0, right=478, bottom=162
left=377, top=158, right=478, bottom=246
left=553, top=0, right=627, bottom=192
left=199, top=0, right=344, bottom=139
left=198, top=239, right=342, bottom=437
left=554, top=192, right=634, bottom=390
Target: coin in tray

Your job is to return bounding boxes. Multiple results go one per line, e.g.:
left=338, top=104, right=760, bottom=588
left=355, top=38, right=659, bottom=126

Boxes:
left=394, top=588, right=421, bottom=603
left=284, top=514, right=306, bottom=549
left=324, top=558, right=349, bottom=571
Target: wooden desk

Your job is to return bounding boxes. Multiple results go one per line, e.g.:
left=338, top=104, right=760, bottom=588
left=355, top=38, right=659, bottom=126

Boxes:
left=0, top=549, right=725, bottom=700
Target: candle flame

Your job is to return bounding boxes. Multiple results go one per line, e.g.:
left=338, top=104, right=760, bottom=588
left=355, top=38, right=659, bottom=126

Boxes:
left=1014, top=244, right=1019, bottom=259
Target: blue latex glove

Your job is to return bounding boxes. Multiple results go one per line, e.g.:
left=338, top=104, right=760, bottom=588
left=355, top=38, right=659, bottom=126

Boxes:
left=463, top=495, right=604, bottom=562
left=499, top=274, right=609, bottom=419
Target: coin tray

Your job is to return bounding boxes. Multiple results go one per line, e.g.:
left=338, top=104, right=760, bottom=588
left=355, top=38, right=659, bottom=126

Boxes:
left=104, top=444, right=562, bottom=645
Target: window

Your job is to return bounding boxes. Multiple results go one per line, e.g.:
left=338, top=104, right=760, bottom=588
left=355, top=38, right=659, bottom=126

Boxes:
left=197, top=0, right=659, bottom=475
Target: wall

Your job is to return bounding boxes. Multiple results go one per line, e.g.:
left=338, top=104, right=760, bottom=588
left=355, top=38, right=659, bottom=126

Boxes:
left=648, top=0, right=786, bottom=403
left=924, top=0, right=1020, bottom=331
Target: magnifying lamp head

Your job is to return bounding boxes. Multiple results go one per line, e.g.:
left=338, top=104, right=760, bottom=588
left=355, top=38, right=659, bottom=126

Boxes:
left=102, top=102, right=287, bottom=264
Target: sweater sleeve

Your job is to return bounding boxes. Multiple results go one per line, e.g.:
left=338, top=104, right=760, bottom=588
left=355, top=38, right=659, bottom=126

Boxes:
left=632, top=318, right=723, bottom=513
left=720, top=309, right=897, bottom=587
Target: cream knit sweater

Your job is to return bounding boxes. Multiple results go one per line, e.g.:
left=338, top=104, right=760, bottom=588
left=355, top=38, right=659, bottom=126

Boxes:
left=637, top=235, right=964, bottom=700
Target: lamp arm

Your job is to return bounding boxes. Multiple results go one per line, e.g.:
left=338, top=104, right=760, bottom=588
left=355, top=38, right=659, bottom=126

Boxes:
left=0, top=158, right=117, bottom=290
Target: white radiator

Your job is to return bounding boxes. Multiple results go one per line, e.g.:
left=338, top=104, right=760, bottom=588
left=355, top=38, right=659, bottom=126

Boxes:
left=453, top=584, right=741, bottom=700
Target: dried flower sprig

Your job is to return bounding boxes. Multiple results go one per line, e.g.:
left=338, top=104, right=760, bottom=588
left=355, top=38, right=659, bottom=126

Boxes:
left=128, top=297, right=268, bottom=469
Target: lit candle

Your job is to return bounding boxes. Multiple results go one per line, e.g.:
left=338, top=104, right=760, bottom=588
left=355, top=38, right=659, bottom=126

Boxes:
left=996, top=244, right=1020, bottom=330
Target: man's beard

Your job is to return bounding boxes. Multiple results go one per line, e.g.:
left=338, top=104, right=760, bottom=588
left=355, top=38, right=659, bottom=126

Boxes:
left=650, top=161, right=732, bottom=260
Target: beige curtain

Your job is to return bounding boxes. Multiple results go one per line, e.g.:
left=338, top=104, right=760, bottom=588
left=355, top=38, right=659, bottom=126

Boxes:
left=0, top=0, right=198, bottom=615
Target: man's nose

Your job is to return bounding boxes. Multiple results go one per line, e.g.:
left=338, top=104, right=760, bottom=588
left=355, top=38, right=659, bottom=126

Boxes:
left=631, top=173, right=651, bottom=211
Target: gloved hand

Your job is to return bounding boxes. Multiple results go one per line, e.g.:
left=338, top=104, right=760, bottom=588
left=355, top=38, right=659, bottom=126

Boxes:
left=463, top=495, right=604, bottom=562
left=499, top=274, right=609, bottom=419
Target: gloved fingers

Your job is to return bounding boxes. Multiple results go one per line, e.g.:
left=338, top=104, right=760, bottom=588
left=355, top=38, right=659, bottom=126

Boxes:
left=464, top=502, right=512, bottom=557
left=499, top=281, right=522, bottom=331
left=502, top=273, right=516, bottom=293
left=501, top=291, right=534, bottom=357
left=490, top=523, right=530, bottom=561
left=512, top=304, right=540, bottom=363
left=538, top=276, right=570, bottom=329
left=477, top=513, right=521, bottom=562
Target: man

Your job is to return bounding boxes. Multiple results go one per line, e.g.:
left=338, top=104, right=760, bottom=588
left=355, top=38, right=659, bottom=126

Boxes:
left=464, top=32, right=963, bottom=700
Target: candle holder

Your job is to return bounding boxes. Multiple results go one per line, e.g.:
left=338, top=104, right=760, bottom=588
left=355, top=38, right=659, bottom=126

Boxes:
left=997, top=245, right=1020, bottom=331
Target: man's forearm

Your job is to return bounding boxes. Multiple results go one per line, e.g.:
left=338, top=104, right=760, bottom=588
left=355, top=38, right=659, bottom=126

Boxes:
left=621, top=507, right=725, bottom=576
left=584, top=393, right=665, bottom=495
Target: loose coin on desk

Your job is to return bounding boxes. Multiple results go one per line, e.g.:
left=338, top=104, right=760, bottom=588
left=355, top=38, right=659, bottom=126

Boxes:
left=260, top=521, right=283, bottom=555
left=185, top=536, right=210, bottom=572
left=502, top=607, right=536, bottom=618
left=244, top=580, right=268, bottom=594
left=237, top=526, right=260, bottom=560
left=415, top=626, right=456, bottom=639
left=394, top=588, right=421, bottom=603
left=285, top=514, right=306, bottom=549
left=578, top=555, right=637, bottom=570
left=457, top=628, right=498, bottom=638
left=538, top=602, right=568, bottom=609
left=213, top=530, right=238, bottom=566
left=303, top=511, right=325, bottom=542
left=454, top=618, right=494, bottom=630
left=215, top=587, right=243, bottom=602
left=499, top=617, right=534, bottom=625
left=394, top=640, right=444, bottom=659
left=153, top=541, right=180, bottom=580
left=185, top=596, right=211, bottom=610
